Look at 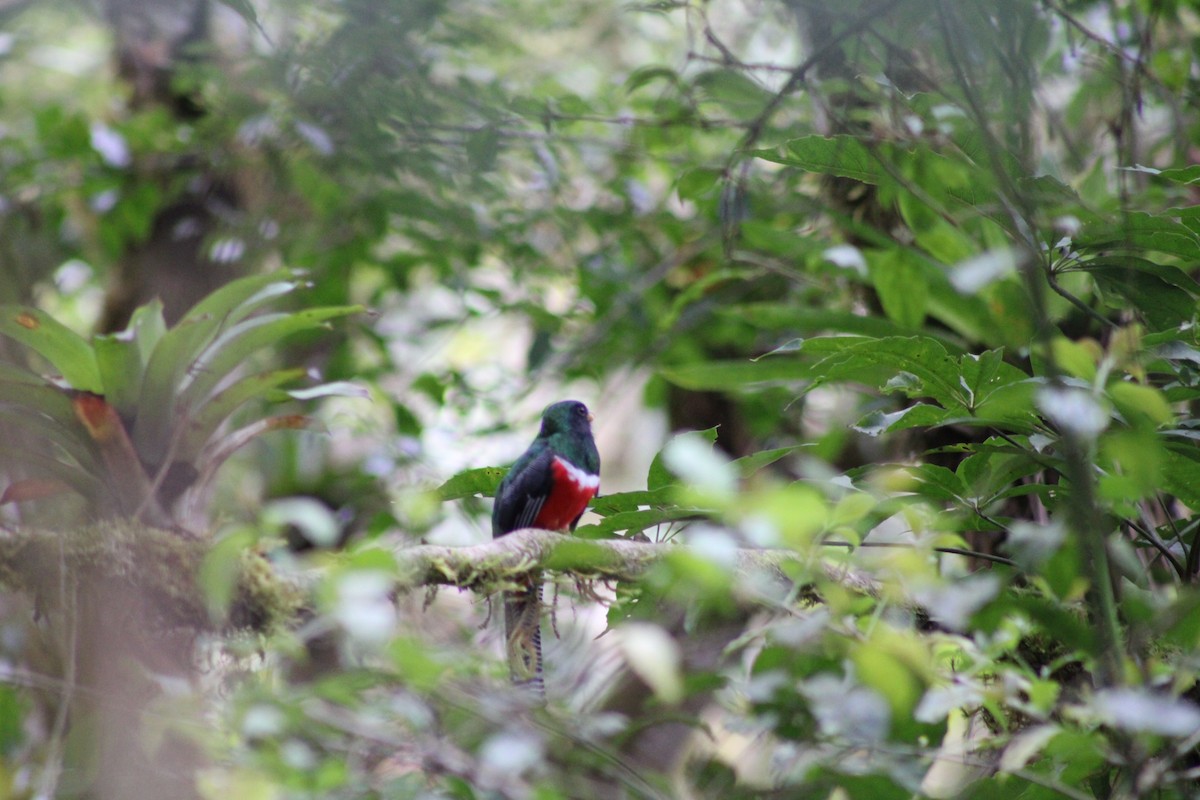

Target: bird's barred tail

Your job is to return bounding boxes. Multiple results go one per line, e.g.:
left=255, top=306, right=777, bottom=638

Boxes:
left=502, top=573, right=544, bottom=701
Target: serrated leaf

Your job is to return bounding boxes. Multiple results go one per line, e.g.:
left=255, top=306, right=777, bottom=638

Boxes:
left=437, top=467, right=508, bottom=500
left=853, top=404, right=954, bottom=436
left=0, top=306, right=101, bottom=392
left=811, top=336, right=965, bottom=410
left=574, top=506, right=707, bottom=539
left=589, top=488, right=674, bottom=515
left=1079, top=212, right=1200, bottom=260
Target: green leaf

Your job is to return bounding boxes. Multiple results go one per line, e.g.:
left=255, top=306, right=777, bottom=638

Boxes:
left=1079, top=212, right=1200, bottom=260
left=754, top=135, right=882, bottom=184
left=126, top=299, right=167, bottom=365
left=180, top=306, right=361, bottom=409
left=93, top=331, right=143, bottom=415
left=179, top=271, right=306, bottom=328
left=958, top=349, right=1031, bottom=411
left=1161, top=447, right=1200, bottom=510
left=179, top=368, right=307, bottom=459
left=868, top=249, right=928, bottom=329
left=437, top=467, right=508, bottom=501
left=624, top=65, right=680, bottom=93
left=1156, top=165, right=1200, bottom=184
left=0, top=445, right=105, bottom=502
left=719, top=304, right=908, bottom=339
left=811, top=336, right=965, bottom=410
left=0, top=307, right=101, bottom=392
left=731, top=445, right=808, bottom=477
left=648, top=427, right=718, bottom=491
left=133, top=314, right=226, bottom=454
left=659, top=359, right=812, bottom=391
left=589, top=488, right=673, bottom=515
left=574, top=506, right=706, bottom=539
left=284, top=381, right=369, bottom=401
left=853, top=404, right=954, bottom=436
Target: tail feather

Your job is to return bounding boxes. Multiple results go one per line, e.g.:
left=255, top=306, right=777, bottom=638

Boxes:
left=502, top=572, right=544, bottom=701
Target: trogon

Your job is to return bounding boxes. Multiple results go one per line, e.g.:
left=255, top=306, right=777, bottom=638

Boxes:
left=491, top=400, right=600, bottom=697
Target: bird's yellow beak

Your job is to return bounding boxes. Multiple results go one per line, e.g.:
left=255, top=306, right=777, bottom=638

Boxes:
left=587, top=412, right=594, bottom=422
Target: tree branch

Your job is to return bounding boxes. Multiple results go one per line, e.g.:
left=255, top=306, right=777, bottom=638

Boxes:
left=394, top=528, right=881, bottom=596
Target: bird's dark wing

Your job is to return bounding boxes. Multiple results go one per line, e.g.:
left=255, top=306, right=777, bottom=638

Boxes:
left=492, top=447, right=555, bottom=537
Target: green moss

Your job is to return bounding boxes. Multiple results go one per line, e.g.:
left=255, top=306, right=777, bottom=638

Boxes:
left=0, top=522, right=303, bottom=633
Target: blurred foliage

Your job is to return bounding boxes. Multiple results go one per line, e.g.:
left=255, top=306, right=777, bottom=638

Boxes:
left=3, top=0, right=1200, bottom=798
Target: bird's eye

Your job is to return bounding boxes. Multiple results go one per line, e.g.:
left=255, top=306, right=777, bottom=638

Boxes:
left=577, top=406, right=588, bottom=415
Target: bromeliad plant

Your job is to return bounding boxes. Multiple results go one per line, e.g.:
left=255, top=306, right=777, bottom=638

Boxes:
left=0, top=271, right=362, bottom=533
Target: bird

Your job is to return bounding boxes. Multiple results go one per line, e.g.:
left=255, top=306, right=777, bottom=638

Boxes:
left=491, top=400, right=600, bottom=698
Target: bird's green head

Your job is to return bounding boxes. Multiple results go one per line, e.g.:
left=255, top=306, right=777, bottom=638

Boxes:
left=538, top=399, right=593, bottom=438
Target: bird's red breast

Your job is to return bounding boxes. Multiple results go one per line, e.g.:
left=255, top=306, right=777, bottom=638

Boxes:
left=533, top=455, right=599, bottom=531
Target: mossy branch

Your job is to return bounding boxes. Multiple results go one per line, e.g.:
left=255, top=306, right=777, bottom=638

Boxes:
left=394, top=527, right=880, bottom=595
left=0, top=521, right=302, bottom=631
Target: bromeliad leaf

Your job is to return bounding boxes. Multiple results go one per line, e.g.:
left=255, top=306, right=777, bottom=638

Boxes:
left=0, top=306, right=101, bottom=393
left=180, top=306, right=361, bottom=408
left=179, top=368, right=307, bottom=459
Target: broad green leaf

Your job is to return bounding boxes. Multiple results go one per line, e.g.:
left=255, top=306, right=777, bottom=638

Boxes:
left=957, top=449, right=1041, bottom=504
left=901, top=463, right=966, bottom=503
left=867, top=249, right=928, bottom=329
left=648, top=427, right=718, bottom=491
left=1089, top=269, right=1196, bottom=330
left=754, top=135, right=882, bottom=184
left=1161, top=447, right=1200, bottom=510
left=958, top=350, right=1031, bottom=411
left=574, top=506, right=706, bottom=539
left=436, top=467, right=507, bottom=500
left=589, top=488, right=673, bottom=516
left=0, top=307, right=101, bottom=392
left=1108, top=381, right=1173, bottom=427
left=811, top=336, right=965, bottom=410
left=1156, top=165, right=1200, bottom=184
left=853, top=404, right=954, bottom=437
left=1079, top=212, right=1200, bottom=260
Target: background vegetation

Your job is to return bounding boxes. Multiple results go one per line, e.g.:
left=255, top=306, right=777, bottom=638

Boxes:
left=2, top=0, right=1200, bottom=797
